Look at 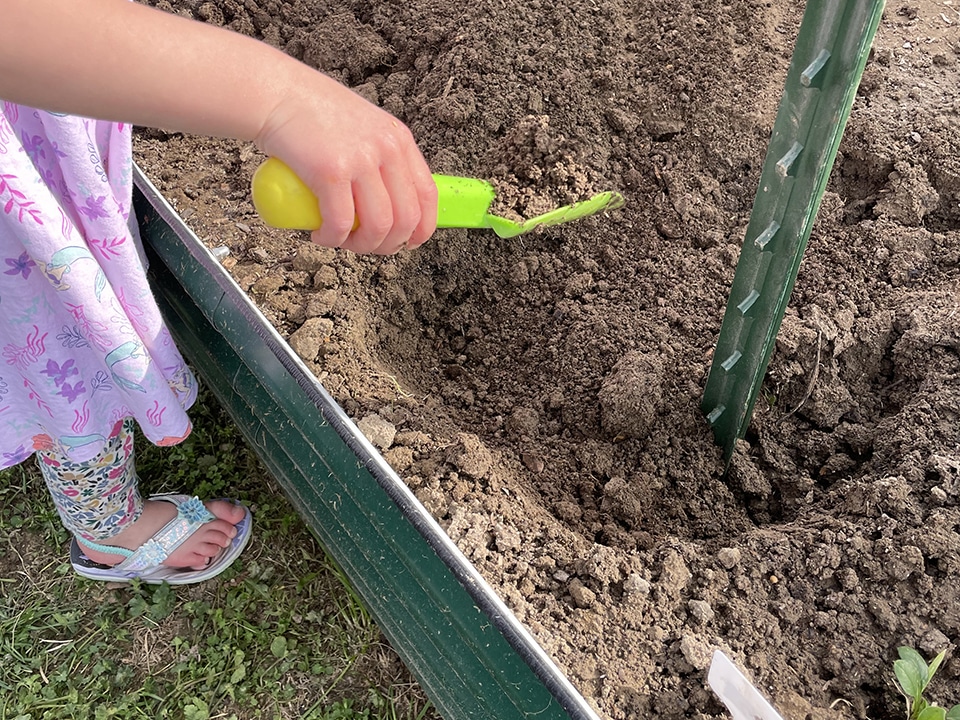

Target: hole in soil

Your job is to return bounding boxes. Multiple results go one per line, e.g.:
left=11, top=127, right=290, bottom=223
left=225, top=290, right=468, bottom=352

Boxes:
left=833, top=154, right=894, bottom=225
left=926, top=210, right=960, bottom=234
left=368, top=225, right=747, bottom=551
left=874, top=375, right=921, bottom=420
left=865, top=683, right=908, bottom=720
left=922, top=553, right=946, bottom=581
left=862, top=330, right=919, bottom=421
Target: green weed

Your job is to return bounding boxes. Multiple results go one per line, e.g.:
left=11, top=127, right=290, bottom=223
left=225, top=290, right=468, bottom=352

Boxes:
left=894, top=647, right=960, bottom=720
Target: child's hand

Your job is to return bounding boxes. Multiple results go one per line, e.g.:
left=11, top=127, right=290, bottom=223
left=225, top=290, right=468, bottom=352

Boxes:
left=255, top=69, right=438, bottom=255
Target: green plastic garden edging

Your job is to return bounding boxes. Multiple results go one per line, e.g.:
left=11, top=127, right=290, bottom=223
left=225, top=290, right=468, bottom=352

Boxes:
left=133, top=166, right=600, bottom=720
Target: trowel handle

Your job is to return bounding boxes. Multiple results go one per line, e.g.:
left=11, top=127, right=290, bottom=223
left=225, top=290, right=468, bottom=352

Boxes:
left=251, top=157, right=496, bottom=232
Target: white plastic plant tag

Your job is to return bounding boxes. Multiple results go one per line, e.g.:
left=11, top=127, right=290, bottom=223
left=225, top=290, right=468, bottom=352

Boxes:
left=708, top=650, right=786, bottom=720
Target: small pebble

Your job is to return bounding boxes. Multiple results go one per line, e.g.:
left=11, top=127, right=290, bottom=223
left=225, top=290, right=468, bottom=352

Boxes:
left=688, top=599, right=715, bottom=624
left=717, top=547, right=741, bottom=569
left=623, top=573, right=650, bottom=596
left=521, top=452, right=545, bottom=473
left=568, top=578, right=597, bottom=609
left=356, top=413, right=397, bottom=450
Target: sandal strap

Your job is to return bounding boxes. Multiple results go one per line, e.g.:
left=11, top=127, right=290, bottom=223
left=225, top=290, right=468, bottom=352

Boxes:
left=79, top=537, right=135, bottom=559
left=111, top=495, right=216, bottom=574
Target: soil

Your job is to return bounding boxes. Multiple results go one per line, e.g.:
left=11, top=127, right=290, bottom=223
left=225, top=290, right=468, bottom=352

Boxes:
left=134, top=0, right=960, bottom=717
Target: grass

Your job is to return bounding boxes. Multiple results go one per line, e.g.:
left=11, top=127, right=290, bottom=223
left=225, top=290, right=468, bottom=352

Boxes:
left=0, top=383, right=437, bottom=720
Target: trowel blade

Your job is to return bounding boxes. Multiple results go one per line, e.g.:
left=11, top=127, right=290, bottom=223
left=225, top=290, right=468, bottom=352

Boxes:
left=708, top=650, right=786, bottom=720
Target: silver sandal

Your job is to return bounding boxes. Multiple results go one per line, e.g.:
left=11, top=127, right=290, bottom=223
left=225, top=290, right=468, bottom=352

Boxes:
left=70, top=494, right=252, bottom=585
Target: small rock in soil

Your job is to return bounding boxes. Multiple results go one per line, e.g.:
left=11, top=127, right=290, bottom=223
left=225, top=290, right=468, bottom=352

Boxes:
left=356, top=413, right=397, bottom=450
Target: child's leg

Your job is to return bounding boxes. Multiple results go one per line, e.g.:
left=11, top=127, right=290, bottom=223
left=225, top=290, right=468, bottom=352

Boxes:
left=37, top=419, right=246, bottom=571
left=37, top=419, right=144, bottom=542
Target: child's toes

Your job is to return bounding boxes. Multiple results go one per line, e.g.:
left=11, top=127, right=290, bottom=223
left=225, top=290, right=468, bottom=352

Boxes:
left=206, top=500, right=247, bottom=525
left=163, top=500, right=247, bottom=570
left=184, top=544, right=222, bottom=569
left=167, top=537, right=221, bottom=569
left=196, top=540, right=224, bottom=557
left=198, top=527, right=233, bottom=549
left=203, top=518, right=239, bottom=542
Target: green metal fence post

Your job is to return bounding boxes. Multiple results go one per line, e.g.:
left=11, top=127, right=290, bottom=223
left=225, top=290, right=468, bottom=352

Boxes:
left=702, top=0, right=886, bottom=463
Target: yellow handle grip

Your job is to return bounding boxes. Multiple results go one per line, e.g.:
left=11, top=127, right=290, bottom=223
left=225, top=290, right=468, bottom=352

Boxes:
left=252, top=157, right=499, bottom=232
left=252, top=158, right=326, bottom=231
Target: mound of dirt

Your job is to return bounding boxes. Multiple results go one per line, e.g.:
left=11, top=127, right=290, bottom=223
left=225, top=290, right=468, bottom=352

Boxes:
left=137, top=0, right=960, bottom=717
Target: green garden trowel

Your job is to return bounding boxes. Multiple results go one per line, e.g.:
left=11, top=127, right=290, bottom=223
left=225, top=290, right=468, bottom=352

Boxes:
left=252, top=157, right=624, bottom=239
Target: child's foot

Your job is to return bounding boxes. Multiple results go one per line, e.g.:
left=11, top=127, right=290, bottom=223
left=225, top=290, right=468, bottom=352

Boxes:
left=77, top=499, right=246, bottom=570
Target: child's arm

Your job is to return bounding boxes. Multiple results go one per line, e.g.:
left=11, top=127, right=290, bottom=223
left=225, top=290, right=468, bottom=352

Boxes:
left=0, top=0, right=437, bottom=254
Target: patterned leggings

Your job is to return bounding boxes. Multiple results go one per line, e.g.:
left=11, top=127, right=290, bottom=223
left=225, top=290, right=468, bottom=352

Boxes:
left=36, top=419, right=144, bottom=542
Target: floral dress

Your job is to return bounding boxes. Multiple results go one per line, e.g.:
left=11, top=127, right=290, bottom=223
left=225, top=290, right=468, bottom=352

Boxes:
left=0, top=102, right=197, bottom=470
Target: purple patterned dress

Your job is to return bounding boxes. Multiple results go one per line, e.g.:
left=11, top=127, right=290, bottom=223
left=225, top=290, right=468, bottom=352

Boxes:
left=0, top=103, right=197, bottom=470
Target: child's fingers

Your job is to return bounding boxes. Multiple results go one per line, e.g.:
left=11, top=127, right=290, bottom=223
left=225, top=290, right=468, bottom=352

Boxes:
left=406, top=153, right=438, bottom=249
left=374, top=162, right=422, bottom=253
left=407, top=178, right=437, bottom=248
left=288, top=114, right=435, bottom=253
left=347, top=172, right=394, bottom=254
left=310, top=176, right=355, bottom=249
